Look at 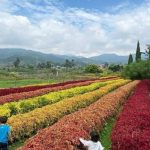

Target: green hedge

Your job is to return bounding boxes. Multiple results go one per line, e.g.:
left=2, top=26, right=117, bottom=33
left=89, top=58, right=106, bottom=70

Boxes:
left=122, top=60, right=150, bottom=79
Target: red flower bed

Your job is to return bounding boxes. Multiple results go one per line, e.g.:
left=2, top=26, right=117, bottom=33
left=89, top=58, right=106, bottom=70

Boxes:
left=111, top=80, right=150, bottom=150
left=0, top=77, right=118, bottom=105
left=20, top=81, right=138, bottom=150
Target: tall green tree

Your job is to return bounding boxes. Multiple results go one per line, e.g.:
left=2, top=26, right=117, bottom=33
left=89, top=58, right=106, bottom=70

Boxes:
left=71, top=59, right=75, bottom=67
left=64, top=59, right=73, bottom=68
left=135, top=41, right=141, bottom=62
left=13, top=57, right=20, bottom=68
left=108, top=64, right=123, bottom=72
left=128, top=54, right=133, bottom=64
left=46, top=61, right=52, bottom=68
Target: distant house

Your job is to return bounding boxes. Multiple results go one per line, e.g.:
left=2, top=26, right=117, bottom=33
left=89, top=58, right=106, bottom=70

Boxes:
left=99, top=63, right=109, bottom=68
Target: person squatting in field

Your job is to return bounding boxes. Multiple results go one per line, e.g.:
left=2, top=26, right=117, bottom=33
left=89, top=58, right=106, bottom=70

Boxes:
left=79, top=131, right=104, bottom=150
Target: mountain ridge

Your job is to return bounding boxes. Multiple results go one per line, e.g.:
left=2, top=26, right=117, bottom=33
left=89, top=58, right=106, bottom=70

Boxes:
left=0, top=48, right=129, bottom=65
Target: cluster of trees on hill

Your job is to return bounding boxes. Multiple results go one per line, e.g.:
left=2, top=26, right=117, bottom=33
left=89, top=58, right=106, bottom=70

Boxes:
left=84, top=63, right=123, bottom=74
left=12, top=58, right=76, bottom=69
left=12, top=45, right=150, bottom=79
left=84, top=64, right=103, bottom=73
left=123, top=41, right=150, bottom=79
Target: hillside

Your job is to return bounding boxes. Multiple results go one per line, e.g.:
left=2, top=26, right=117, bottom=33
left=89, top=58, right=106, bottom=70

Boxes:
left=90, top=54, right=128, bottom=64
left=0, top=48, right=129, bottom=65
left=0, top=48, right=88, bottom=66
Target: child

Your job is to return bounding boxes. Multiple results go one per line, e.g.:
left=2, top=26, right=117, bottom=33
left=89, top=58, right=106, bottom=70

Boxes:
left=0, top=116, right=11, bottom=150
left=79, top=131, right=104, bottom=150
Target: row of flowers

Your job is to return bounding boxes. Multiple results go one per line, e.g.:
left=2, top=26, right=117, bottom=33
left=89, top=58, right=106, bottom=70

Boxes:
left=0, top=77, right=117, bottom=96
left=0, top=77, right=117, bottom=105
left=0, top=79, right=118, bottom=117
left=8, top=79, right=129, bottom=141
left=111, top=80, right=150, bottom=150
left=20, top=81, right=139, bottom=150
left=0, top=78, right=100, bottom=96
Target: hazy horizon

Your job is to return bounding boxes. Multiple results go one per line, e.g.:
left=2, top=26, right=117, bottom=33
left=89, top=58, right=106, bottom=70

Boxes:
left=0, top=47, right=131, bottom=58
left=0, top=0, right=150, bottom=57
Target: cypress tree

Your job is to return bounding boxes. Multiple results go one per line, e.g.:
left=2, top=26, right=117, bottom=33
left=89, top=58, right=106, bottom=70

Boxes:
left=128, top=54, right=133, bottom=64
left=135, top=41, right=141, bottom=62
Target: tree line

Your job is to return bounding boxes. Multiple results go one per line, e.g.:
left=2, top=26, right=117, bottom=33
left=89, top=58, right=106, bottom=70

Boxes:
left=12, top=58, right=75, bottom=69
left=128, top=41, right=150, bottom=64
left=124, top=41, right=150, bottom=79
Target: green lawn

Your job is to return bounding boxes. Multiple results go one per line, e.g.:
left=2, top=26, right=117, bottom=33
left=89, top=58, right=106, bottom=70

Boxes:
left=100, top=117, right=116, bottom=150
left=100, top=106, right=124, bottom=150
left=0, top=74, right=99, bottom=88
left=0, top=79, right=53, bottom=88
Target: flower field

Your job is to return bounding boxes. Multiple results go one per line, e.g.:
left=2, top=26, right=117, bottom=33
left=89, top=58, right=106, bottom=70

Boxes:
left=0, top=77, right=145, bottom=150
left=0, top=77, right=117, bottom=97
left=111, top=80, right=150, bottom=150
left=0, top=79, right=118, bottom=117
left=0, top=78, right=98, bottom=96
left=0, top=76, right=118, bottom=105
left=9, top=79, right=128, bottom=141
left=20, top=81, right=139, bottom=150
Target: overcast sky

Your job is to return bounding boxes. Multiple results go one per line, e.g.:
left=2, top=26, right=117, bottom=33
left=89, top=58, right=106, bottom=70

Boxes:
left=0, top=0, right=150, bottom=57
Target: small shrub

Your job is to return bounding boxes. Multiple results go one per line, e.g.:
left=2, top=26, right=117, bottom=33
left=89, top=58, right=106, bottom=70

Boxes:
left=37, top=98, right=49, bottom=107
left=85, top=64, right=103, bottom=73
left=8, top=104, right=18, bottom=115
left=20, top=101, right=35, bottom=113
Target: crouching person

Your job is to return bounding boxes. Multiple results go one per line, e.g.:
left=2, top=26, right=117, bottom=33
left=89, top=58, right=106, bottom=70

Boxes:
left=79, top=131, right=104, bottom=150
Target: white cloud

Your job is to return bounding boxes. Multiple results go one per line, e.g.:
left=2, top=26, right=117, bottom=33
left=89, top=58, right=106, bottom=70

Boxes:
left=0, top=1, right=150, bottom=57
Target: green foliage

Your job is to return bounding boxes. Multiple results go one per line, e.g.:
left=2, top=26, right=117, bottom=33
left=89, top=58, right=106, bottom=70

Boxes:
left=8, top=104, right=18, bottom=115
left=122, top=60, right=150, bottom=79
left=46, top=61, right=52, bottom=68
left=37, top=62, right=46, bottom=68
left=0, top=79, right=50, bottom=88
left=128, top=54, right=133, bottom=64
left=9, top=139, right=25, bottom=150
left=0, top=66, right=101, bottom=88
left=108, top=64, right=123, bottom=72
left=135, top=41, right=141, bottom=62
left=37, top=61, right=52, bottom=69
left=19, top=101, right=36, bottom=113
left=145, top=45, right=150, bottom=60
left=84, top=64, right=103, bottom=73
left=27, top=64, right=34, bottom=69
left=64, top=59, right=75, bottom=68
left=13, top=57, right=20, bottom=68
left=100, top=117, right=116, bottom=150
left=37, top=98, right=49, bottom=107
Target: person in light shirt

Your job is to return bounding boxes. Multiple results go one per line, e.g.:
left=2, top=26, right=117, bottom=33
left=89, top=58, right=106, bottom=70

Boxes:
left=79, top=131, right=104, bottom=150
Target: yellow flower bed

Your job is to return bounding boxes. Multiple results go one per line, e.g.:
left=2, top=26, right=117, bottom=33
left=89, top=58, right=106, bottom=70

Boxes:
left=8, top=79, right=130, bottom=141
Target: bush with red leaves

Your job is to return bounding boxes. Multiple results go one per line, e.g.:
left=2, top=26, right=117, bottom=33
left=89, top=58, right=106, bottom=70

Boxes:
left=111, top=80, right=150, bottom=150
